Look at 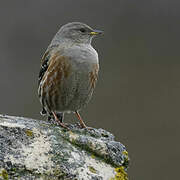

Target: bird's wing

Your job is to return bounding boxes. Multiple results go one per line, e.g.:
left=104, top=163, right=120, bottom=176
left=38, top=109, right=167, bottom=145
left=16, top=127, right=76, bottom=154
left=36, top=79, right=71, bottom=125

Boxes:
left=38, top=50, right=51, bottom=86
left=39, top=50, right=71, bottom=85
left=39, top=44, right=61, bottom=85
left=38, top=49, right=72, bottom=111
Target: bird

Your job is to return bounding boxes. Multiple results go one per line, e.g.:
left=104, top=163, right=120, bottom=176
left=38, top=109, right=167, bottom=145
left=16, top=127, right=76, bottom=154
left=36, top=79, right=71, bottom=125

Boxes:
left=38, top=22, right=103, bottom=129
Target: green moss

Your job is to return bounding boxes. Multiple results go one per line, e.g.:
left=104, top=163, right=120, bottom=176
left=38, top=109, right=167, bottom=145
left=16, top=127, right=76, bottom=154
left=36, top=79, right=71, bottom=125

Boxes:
left=0, top=169, right=8, bottom=180
left=25, top=130, right=33, bottom=137
left=53, top=168, right=65, bottom=177
left=122, top=151, right=128, bottom=156
left=88, top=166, right=97, bottom=174
left=110, top=167, right=128, bottom=180
left=122, top=151, right=130, bottom=168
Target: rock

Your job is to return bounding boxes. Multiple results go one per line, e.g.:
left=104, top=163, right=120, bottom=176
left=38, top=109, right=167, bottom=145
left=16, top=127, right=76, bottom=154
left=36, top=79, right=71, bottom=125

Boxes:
left=0, top=114, right=129, bottom=180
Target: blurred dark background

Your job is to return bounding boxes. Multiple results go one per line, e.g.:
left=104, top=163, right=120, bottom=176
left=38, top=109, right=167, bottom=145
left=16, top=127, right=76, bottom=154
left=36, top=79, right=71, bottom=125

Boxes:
left=0, top=0, right=179, bottom=179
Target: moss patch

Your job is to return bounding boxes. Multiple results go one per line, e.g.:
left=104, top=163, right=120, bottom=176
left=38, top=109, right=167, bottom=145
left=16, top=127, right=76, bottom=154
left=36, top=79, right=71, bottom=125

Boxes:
left=25, top=129, right=33, bottom=137
left=122, top=151, right=130, bottom=168
left=0, top=169, right=8, bottom=180
left=110, top=167, right=128, bottom=180
left=88, top=166, right=97, bottom=174
left=122, top=151, right=128, bottom=156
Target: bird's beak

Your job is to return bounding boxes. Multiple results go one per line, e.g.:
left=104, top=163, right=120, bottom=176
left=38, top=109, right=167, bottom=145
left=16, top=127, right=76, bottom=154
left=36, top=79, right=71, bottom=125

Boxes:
left=90, top=29, right=103, bottom=35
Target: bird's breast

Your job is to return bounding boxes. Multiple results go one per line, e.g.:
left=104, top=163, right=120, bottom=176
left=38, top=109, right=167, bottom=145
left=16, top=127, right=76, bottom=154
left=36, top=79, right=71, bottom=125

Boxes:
left=62, top=44, right=99, bottom=65
left=56, top=45, right=99, bottom=111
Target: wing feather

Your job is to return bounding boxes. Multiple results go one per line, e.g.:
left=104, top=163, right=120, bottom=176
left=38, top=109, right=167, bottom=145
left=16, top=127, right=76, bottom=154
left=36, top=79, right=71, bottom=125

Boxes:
left=38, top=50, right=71, bottom=111
left=38, top=45, right=59, bottom=85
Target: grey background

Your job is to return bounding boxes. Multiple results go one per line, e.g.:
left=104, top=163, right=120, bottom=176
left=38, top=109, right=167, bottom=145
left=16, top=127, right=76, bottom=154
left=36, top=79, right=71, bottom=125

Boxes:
left=0, top=0, right=179, bottom=179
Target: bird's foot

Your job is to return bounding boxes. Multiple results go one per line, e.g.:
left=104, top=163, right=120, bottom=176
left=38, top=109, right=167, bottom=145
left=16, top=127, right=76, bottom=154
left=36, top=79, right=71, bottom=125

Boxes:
left=74, top=111, right=92, bottom=130
left=57, top=121, right=70, bottom=130
left=76, top=123, right=93, bottom=130
left=51, top=111, right=69, bottom=130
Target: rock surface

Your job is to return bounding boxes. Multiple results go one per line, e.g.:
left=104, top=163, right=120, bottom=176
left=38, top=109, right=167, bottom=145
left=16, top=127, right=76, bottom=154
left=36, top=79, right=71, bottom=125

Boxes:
left=0, top=114, right=129, bottom=180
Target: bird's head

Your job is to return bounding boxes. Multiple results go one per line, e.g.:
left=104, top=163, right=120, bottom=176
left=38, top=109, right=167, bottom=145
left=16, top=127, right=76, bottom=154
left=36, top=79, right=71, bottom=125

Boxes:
left=54, top=22, right=103, bottom=44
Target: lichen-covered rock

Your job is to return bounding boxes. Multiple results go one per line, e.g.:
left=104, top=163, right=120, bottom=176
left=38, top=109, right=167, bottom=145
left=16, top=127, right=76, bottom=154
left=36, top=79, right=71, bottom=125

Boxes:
left=0, top=114, right=129, bottom=180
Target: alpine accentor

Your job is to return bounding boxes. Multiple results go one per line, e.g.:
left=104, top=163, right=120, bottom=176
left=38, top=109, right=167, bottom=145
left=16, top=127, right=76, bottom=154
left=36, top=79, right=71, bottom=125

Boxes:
left=38, top=22, right=102, bottom=128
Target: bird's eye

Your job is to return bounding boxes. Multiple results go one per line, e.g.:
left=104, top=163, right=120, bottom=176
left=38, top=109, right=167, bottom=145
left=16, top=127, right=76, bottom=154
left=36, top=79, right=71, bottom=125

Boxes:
left=79, top=28, right=86, bottom=33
